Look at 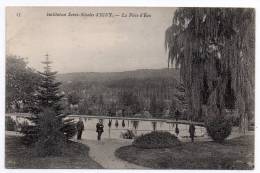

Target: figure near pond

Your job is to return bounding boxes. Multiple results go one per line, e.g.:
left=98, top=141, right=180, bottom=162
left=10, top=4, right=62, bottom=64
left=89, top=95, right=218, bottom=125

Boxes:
left=96, top=119, right=104, bottom=141
left=189, top=123, right=196, bottom=142
left=76, top=118, right=84, bottom=140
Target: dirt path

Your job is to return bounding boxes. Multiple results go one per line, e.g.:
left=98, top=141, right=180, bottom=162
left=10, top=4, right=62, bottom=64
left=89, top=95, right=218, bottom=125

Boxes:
left=78, top=138, right=148, bottom=169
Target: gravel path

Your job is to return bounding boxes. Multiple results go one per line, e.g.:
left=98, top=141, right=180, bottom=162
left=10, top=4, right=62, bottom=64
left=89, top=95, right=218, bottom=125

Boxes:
left=78, top=138, right=148, bottom=169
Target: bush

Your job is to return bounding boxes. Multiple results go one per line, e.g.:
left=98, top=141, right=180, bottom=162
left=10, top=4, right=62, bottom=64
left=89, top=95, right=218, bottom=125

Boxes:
left=5, top=117, right=16, bottom=131
left=230, top=116, right=240, bottom=127
left=18, top=120, right=29, bottom=132
left=61, top=118, right=77, bottom=140
left=121, top=130, right=135, bottom=139
left=205, top=115, right=232, bottom=142
left=20, top=121, right=39, bottom=145
left=132, top=131, right=180, bottom=149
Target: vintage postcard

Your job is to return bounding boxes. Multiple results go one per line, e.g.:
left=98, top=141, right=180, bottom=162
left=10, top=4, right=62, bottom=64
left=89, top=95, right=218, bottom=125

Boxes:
left=5, top=6, right=255, bottom=169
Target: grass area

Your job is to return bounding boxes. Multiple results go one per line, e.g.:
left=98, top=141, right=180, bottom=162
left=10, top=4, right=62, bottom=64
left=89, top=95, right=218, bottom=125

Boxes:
left=115, top=135, right=254, bottom=169
left=5, top=135, right=103, bottom=169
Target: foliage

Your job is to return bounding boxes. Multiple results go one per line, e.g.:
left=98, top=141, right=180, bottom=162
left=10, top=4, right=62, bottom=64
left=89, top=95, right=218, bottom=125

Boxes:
left=205, top=107, right=233, bottom=142
left=150, top=95, right=165, bottom=117
left=78, top=99, right=89, bottom=114
left=21, top=55, right=77, bottom=146
left=165, top=8, right=255, bottom=126
left=19, top=120, right=29, bottom=132
left=133, top=131, right=180, bottom=149
left=121, top=129, right=135, bottom=139
left=5, top=117, right=16, bottom=131
left=68, top=92, right=80, bottom=105
left=119, top=91, right=142, bottom=114
left=33, top=108, right=65, bottom=156
left=171, top=83, right=188, bottom=115
left=59, top=70, right=183, bottom=118
left=6, top=55, right=41, bottom=112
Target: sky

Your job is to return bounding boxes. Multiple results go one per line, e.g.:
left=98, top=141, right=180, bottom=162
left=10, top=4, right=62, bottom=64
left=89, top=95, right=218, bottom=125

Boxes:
left=6, top=7, right=175, bottom=73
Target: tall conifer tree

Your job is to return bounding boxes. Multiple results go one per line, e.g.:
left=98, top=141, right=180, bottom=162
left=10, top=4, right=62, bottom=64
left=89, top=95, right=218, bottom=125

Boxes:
left=22, top=54, right=76, bottom=144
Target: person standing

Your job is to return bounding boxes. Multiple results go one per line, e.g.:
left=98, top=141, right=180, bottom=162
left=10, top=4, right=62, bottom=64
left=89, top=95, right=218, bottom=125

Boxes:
left=77, top=118, right=84, bottom=140
left=175, top=124, right=179, bottom=136
left=189, top=123, right=196, bottom=142
left=96, top=119, right=104, bottom=141
left=175, top=110, right=181, bottom=121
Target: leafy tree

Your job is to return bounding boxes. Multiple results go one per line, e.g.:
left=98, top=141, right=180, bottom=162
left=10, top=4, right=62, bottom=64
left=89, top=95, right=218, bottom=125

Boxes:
left=150, top=95, right=165, bottom=118
left=68, top=92, right=80, bottom=105
left=78, top=99, right=89, bottom=114
left=97, top=94, right=105, bottom=115
left=5, top=117, right=16, bottom=131
left=165, top=8, right=254, bottom=132
left=59, top=73, right=181, bottom=117
left=119, top=91, right=135, bottom=107
left=6, top=55, right=41, bottom=112
left=22, top=55, right=77, bottom=146
left=171, top=83, right=188, bottom=119
left=119, top=91, right=142, bottom=115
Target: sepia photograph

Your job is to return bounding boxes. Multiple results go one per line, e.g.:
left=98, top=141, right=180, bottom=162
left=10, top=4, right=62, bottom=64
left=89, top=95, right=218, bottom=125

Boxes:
left=5, top=6, right=255, bottom=169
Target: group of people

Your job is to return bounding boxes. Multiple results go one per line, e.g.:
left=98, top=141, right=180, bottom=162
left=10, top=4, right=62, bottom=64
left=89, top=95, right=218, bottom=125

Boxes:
left=76, top=118, right=104, bottom=141
left=76, top=118, right=196, bottom=142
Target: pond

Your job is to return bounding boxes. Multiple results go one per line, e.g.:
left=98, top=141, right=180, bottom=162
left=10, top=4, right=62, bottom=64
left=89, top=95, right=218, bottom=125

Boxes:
left=10, top=116, right=209, bottom=141
left=74, top=117, right=209, bottom=141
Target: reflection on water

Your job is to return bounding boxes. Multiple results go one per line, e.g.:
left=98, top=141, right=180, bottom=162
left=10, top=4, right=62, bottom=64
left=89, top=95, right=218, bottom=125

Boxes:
left=10, top=116, right=209, bottom=141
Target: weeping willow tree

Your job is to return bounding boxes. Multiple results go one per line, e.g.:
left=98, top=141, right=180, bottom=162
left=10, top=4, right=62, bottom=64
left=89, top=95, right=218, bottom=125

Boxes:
left=165, top=8, right=255, bottom=132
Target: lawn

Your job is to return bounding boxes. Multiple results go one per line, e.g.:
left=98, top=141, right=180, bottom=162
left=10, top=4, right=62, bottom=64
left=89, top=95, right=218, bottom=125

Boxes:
left=115, top=135, right=254, bottom=169
left=5, top=135, right=103, bottom=169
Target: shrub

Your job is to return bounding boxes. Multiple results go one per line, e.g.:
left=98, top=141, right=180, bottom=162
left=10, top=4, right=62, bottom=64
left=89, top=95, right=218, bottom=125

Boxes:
left=61, top=118, right=77, bottom=140
left=20, top=121, right=39, bottom=145
left=18, top=120, right=29, bottom=132
left=5, top=117, right=16, bottom=131
left=205, top=115, right=232, bottom=142
left=121, top=130, right=135, bottom=139
left=230, top=116, right=240, bottom=127
left=132, top=131, right=180, bottom=149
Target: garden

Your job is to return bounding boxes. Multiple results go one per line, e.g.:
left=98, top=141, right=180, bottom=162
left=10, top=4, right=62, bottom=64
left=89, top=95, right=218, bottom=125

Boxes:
left=115, top=131, right=254, bottom=169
